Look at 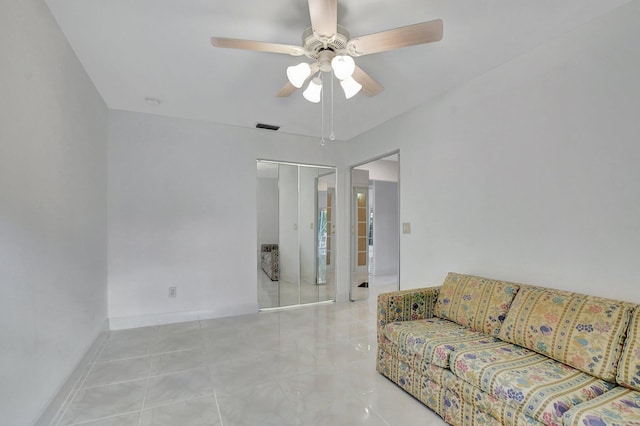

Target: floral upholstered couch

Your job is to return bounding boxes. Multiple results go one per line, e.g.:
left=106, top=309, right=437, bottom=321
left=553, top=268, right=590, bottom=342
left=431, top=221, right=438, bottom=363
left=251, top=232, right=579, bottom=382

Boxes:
left=377, top=273, right=640, bottom=425
left=260, top=244, right=279, bottom=281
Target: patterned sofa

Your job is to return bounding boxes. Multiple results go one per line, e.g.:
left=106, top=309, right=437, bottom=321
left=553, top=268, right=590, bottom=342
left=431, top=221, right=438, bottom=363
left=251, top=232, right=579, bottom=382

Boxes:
left=260, top=244, right=279, bottom=281
left=377, top=273, right=640, bottom=425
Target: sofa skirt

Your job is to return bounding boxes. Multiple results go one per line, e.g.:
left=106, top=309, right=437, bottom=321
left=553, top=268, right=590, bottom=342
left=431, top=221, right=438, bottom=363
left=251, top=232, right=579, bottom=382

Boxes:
left=377, top=345, right=544, bottom=426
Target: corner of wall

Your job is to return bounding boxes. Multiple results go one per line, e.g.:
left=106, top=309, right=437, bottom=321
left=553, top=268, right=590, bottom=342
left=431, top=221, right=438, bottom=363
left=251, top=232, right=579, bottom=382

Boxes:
left=33, top=320, right=110, bottom=426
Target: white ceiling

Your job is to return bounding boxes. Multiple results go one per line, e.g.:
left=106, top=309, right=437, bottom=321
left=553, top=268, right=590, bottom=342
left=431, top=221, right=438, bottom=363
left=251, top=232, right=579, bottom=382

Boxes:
left=46, top=0, right=630, bottom=141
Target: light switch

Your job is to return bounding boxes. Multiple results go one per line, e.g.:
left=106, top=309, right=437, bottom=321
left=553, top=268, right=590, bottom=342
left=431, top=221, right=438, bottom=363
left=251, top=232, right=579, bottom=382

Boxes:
left=402, top=222, right=411, bottom=234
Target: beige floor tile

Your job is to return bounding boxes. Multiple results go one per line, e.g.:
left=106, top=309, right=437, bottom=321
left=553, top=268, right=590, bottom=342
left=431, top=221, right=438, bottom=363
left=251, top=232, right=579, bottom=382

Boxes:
left=60, top=380, right=146, bottom=425
left=144, top=367, right=214, bottom=408
left=83, top=357, right=151, bottom=388
left=139, top=396, right=220, bottom=426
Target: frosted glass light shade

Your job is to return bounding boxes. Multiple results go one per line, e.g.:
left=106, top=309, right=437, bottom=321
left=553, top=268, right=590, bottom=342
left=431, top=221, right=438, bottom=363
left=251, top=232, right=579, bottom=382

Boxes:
left=303, top=77, right=322, bottom=103
left=340, top=76, right=362, bottom=99
left=331, top=55, right=355, bottom=80
left=286, top=62, right=311, bottom=88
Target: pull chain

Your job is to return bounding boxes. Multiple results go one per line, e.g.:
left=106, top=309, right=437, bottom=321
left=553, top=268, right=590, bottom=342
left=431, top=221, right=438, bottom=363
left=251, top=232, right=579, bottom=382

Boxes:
left=320, top=72, right=325, bottom=145
left=329, top=71, right=335, bottom=141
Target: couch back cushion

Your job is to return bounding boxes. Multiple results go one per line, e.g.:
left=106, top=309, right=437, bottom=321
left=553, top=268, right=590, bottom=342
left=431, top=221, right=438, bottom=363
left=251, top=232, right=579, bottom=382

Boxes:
left=434, top=273, right=520, bottom=337
left=498, top=286, right=635, bottom=382
left=616, top=307, right=640, bottom=390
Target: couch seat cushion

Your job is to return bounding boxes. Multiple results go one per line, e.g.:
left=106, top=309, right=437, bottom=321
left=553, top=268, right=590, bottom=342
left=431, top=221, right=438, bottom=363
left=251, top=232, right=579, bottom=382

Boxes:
left=450, top=342, right=617, bottom=426
left=562, top=386, right=640, bottom=426
left=498, top=287, right=635, bottom=382
left=383, top=317, right=499, bottom=369
left=434, top=273, right=521, bottom=337
left=617, top=308, right=640, bottom=391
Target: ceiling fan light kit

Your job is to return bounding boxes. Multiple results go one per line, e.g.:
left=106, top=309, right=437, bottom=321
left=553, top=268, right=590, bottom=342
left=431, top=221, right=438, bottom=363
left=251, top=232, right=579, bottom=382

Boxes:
left=340, top=76, right=362, bottom=99
left=331, top=55, right=355, bottom=80
left=303, top=77, right=323, bottom=103
left=289, top=51, right=360, bottom=101
left=286, top=62, right=312, bottom=88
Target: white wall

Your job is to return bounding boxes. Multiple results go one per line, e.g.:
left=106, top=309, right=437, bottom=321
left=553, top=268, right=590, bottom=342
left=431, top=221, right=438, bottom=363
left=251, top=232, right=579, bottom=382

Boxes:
left=372, top=181, right=399, bottom=276
left=351, top=168, right=370, bottom=187
left=346, top=1, right=640, bottom=303
left=356, top=159, right=399, bottom=182
left=0, top=0, right=109, bottom=424
left=108, top=111, right=346, bottom=328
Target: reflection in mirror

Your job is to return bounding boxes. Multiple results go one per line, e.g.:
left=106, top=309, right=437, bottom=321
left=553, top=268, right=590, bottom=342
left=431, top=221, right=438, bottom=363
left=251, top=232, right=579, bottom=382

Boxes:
left=256, top=161, right=336, bottom=310
left=315, top=171, right=335, bottom=285
left=278, top=164, right=299, bottom=307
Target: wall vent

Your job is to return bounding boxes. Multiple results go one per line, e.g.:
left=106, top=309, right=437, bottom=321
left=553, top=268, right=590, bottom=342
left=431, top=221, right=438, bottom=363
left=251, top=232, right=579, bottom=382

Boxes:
left=256, top=123, right=280, bottom=131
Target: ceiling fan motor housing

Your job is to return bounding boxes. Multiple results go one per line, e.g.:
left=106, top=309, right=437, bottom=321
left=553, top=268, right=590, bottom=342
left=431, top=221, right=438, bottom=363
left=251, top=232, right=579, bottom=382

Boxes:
left=302, top=25, right=350, bottom=62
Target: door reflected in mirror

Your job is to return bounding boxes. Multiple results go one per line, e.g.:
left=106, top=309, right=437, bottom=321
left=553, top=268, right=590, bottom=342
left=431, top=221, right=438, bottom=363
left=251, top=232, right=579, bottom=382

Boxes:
left=256, top=160, right=336, bottom=309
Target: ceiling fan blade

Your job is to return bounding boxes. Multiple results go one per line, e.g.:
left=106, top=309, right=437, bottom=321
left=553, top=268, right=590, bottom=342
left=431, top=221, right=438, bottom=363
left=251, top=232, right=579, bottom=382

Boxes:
left=308, top=0, right=337, bottom=38
left=276, top=82, right=298, bottom=97
left=211, top=37, right=304, bottom=56
left=352, top=65, right=384, bottom=97
left=347, top=19, right=443, bottom=56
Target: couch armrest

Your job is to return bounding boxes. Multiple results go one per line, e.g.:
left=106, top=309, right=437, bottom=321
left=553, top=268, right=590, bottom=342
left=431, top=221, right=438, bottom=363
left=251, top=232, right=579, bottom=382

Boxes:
left=377, top=286, right=441, bottom=343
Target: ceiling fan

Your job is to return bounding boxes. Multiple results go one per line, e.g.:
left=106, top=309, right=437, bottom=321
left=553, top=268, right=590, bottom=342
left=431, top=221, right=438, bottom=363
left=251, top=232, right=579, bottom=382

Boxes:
left=210, top=0, right=443, bottom=102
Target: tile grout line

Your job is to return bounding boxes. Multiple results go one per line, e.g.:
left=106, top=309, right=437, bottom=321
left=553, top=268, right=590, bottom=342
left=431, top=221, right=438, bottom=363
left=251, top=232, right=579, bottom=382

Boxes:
left=54, top=354, right=101, bottom=426
left=136, top=356, right=153, bottom=426
left=136, top=393, right=218, bottom=418
left=50, top=375, right=83, bottom=426
left=213, top=390, right=224, bottom=426
left=68, top=409, right=141, bottom=426
left=51, top=336, right=110, bottom=426
left=96, top=345, right=201, bottom=364
left=78, top=375, right=150, bottom=391
left=73, top=351, right=217, bottom=392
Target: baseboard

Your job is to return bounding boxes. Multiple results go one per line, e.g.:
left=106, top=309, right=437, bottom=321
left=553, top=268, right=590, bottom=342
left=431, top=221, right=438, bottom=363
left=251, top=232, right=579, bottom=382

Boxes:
left=34, top=320, right=109, bottom=426
left=108, top=303, right=259, bottom=330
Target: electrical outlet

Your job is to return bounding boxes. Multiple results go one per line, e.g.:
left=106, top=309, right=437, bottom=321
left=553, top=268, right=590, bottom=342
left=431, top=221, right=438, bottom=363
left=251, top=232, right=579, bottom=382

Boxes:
left=168, top=286, right=177, bottom=298
left=402, top=222, right=411, bottom=234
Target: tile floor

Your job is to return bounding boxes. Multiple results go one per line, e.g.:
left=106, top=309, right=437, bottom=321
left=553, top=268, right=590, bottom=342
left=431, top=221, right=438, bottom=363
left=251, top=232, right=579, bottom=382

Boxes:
left=257, top=269, right=336, bottom=309
left=51, top=275, right=447, bottom=425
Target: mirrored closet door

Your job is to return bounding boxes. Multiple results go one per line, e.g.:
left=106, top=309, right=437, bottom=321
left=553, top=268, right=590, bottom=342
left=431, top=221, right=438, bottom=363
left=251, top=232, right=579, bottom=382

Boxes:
left=256, top=160, right=337, bottom=309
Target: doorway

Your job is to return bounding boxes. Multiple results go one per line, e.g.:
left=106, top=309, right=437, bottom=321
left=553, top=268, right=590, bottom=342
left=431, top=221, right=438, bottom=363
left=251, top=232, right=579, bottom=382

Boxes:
left=349, top=153, right=400, bottom=301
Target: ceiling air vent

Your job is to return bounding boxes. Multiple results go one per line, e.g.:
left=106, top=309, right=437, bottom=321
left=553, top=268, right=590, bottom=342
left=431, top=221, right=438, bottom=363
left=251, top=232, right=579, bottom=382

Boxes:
left=256, top=123, right=280, bottom=131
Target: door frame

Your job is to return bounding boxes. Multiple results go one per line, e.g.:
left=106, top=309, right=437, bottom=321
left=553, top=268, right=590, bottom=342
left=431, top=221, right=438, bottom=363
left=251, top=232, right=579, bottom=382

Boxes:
left=348, top=150, right=401, bottom=302
left=352, top=185, right=370, bottom=290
